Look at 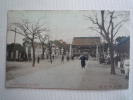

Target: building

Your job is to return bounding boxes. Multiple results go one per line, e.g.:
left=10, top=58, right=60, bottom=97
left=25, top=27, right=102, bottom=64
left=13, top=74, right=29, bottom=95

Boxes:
left=71, top=37, right=101, bottom=57
left=26, top=40, right=69, bottom=60
left=114, top=36, right=130, bottom=56
left=25, top=42, right=43, bottom=60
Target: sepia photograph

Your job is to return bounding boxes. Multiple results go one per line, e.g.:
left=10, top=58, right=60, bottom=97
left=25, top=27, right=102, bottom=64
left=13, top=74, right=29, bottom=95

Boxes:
left=6, top=10, right=130, bottom=90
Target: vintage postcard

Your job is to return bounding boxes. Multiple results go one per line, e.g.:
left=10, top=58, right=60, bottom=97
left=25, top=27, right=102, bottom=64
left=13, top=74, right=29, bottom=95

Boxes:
left=6, top=10, right=130, bottom=90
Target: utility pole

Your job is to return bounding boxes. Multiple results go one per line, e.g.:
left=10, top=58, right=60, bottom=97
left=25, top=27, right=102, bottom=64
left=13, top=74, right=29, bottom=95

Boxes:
left=13, top=28, right=16, bottom=61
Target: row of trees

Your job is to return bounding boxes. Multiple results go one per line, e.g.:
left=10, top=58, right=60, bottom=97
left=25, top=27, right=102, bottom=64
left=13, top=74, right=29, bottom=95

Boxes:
left=9, top=17, right=69, bottom=67
left=9, top=17, right=50, bottom=67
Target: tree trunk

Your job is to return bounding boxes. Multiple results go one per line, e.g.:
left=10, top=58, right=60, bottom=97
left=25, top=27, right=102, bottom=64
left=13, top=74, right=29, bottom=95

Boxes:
left=108, top=43, right=116, bottom=75
left=25, top=52, right=27, bottom=61
left=13, top=28, right=16, bottom=61
left=49, top=48, right=52, bottom=63
left=13, top=50, right=16, bottom=61
left=42, top=48, right=45, bottom=59
left=18, top=51, right=20, bottom=61
left=31, top=41, right=35, bottom=67
left=49, top=53, right=52, bottom=63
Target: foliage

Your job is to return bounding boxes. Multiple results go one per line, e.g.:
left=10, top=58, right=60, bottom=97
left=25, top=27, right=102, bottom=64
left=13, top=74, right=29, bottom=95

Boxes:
left=23, top=38, right=31, bottom=46
left=115, top=36, right=126, bottom=43
left=7, top=43, right=24, bottom=52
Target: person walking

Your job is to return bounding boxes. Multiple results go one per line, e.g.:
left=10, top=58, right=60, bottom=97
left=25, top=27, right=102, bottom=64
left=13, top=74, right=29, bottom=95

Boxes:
left=66, top=55, right=69, bottom=62
left=123, top=55, right=130, bottom=79
left=71, top=55, right=74, bottom=60
left=37, top=56, right=40, bottom=64
left=79, top=55, right=87, bottom=68
left=61, top=55, right=64, bottom=63
left=52, top=55, right=54, bottom=60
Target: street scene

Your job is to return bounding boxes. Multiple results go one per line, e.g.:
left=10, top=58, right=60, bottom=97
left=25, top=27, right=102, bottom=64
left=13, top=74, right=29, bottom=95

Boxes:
left=6, top=10, right=130, bottom=90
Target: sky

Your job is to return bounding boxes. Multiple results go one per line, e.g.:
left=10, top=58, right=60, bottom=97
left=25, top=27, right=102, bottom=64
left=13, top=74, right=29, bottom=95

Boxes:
left=7, top=10, right=130, bottom=44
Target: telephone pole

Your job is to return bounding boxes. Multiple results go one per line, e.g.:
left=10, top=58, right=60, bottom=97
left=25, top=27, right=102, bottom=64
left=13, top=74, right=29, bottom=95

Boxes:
left=13, top=28, right=16, bottom=61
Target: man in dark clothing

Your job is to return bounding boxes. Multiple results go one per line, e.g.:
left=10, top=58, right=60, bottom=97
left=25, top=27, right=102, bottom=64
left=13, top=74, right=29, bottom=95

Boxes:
left=52, top=55, right=54, bottom=59
left=46, top=55, right=48, bottom=59
left=79, top=55, right=87, bottom=68
left=66, top=55, right=69, bottom=62
left=37, top=56, right=40, bottom=64
left=61, top=55, right=64, bottom=63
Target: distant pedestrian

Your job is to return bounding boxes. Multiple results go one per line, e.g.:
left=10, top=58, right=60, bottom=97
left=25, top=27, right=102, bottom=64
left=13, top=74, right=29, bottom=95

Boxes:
left=66, top=55, right=69, bottom=62
left=61, top=55, right=64, bottom=63
left=71, top=55, right=74, bottom=60
left=79, top=55, right=87, bottom=68
left=123, top=55, right=130, bottom=79
left=37, top=56, right=40, bottom=64
left=114, top=56, right=119, bottom=67
left=52, top=55, right=54, bottom=59
left=46, top=55, right=48, bottom=59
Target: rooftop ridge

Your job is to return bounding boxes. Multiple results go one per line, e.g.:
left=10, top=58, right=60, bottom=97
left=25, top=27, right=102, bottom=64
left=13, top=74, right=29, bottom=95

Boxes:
left=73, top=37, right=100, bottom=39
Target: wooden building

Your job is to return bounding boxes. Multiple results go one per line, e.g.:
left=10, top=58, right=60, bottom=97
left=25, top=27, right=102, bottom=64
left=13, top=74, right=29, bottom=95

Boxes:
left=72, top=37, right=101, bottom=57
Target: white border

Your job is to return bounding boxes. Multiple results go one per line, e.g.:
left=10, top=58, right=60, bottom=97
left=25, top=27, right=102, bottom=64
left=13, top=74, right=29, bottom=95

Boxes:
left=0, top=0, right=133, bottom=100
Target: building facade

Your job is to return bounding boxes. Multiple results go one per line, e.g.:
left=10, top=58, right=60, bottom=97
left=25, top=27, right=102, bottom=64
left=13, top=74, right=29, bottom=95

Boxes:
left=71, top=37, right=101, bottom=58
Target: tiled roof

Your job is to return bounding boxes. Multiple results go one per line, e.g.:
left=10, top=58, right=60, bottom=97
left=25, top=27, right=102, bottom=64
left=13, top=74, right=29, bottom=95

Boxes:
left=72, top=37, right=100, bottom=46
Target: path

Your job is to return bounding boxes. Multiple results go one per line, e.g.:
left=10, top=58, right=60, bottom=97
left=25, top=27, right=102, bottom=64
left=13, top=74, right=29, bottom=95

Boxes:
left=6, top=59, right=86, bottom=89
left=6, top=59, right=128, bottom=90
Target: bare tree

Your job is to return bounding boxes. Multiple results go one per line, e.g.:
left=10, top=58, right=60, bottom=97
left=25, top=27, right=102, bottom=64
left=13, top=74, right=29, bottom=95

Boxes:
left=85, top=10, right=129, bottom=75
left=37, top=34, right=49, bottom=59
left=9, top=17, right=48, bottom=67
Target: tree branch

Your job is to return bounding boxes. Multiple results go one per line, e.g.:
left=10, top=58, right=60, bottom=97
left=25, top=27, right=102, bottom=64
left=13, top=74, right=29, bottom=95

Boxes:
left=89, top=27, right=106, bottom=40
left=113, top=15, right=129, bottom=29
left=84, top=15, right=97, bottom=24
left=113, top=19, right=129, bottom=37
left=107, top=11, right=114, bottom=34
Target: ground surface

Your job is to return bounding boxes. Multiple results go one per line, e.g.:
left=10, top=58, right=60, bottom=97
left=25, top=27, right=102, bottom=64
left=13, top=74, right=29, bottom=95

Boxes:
left=6, top=57, right=128, bottom=90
